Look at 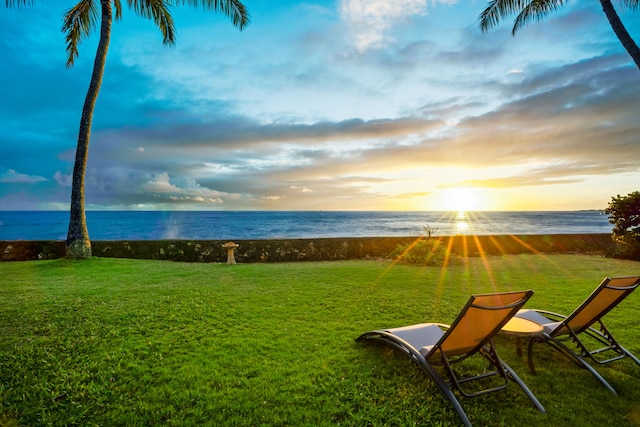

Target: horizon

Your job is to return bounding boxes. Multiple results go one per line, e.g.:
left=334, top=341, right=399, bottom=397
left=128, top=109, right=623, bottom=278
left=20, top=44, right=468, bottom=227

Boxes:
left=1, top=1, right=639, bottom=212
left=0, top=210, right=614, bottom=242
left=0, top=208, right=609, bottom=213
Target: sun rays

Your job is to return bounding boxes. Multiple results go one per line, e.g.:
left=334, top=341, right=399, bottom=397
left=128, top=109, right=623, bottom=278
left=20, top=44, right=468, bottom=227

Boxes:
left=370, top=229, right=574, bottom=306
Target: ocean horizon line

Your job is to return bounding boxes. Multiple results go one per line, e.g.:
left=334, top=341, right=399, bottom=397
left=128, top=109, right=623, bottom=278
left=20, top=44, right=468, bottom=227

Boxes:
left=0, top=209, right=608, bottom=213
left=0, top=210, right=612, bottom=241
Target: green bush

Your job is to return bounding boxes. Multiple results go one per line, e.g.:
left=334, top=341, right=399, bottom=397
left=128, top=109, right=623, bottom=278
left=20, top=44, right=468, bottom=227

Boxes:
left=390, top=238, right=453, bottom=266
left=605, top=191, right=640, bottom=260
left=605, top=233, right=640, bottom=260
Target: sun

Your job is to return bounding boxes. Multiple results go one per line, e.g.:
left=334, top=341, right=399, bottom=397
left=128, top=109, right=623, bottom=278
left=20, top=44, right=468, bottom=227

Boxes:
left=441, top=188, right=479, bottom=213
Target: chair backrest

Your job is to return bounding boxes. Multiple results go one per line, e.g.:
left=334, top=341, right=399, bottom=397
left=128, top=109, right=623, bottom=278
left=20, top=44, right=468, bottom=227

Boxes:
left=551, top=276, right=640, bottom=337
left=428, top=290, right=534, bottom=360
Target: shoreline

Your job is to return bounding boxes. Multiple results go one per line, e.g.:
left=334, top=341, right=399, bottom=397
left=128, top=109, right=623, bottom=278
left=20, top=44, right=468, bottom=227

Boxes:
left=1, top=234, right=613, bottom=262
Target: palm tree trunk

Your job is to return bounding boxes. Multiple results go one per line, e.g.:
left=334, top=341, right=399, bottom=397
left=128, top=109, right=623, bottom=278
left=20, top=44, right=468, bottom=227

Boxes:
left=600, top=0, right=640, bottom=70
left=66, top=0, right=112, bottom=259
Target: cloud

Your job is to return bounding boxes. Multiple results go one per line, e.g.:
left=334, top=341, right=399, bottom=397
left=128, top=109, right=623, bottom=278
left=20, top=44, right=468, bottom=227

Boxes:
left=0, top=169, right=47, bottom=184
left=93, top=116, right=442, bottom=153
left=141, top=173, right=182, bottom=193
left=63, top=49, right=637, bottom=211
left=54, top=172, right=72, bottom=187
left=81, top=169, right=236, bottom=209
left=338, top=0, right=456, bottom=50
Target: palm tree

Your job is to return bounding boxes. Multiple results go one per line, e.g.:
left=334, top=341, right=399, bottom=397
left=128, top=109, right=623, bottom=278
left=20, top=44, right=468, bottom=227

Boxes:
left=6, top=0, right=249, bottom=259
left=479, top=0, right=640, bottom=70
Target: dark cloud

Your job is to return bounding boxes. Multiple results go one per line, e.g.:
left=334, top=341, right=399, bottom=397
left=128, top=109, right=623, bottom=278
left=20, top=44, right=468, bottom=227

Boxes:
left=93, top=115, right=441, bottom=151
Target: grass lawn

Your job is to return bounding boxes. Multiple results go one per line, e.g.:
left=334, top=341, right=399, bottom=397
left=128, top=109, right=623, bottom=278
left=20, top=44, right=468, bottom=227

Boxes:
left=1, top=254, right=640, bottom=426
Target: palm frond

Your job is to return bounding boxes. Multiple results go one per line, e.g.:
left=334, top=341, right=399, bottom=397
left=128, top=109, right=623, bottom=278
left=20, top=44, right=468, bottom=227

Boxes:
left=512, top=0, right=566, bottom=35
left=479, top=0, right=531, bottom=32
left=127, top=0, right=177, bottom=45
left=620, top=0, right=640, bottom=12
left=5, top=0, right=35, bottom=7
left=62, top=0, right=100, bottom=68
left=114, top=0, right=123, bottom=20
left=174, top=0, right=250, bottom=30
left=479, top=0, right=567, bottom=35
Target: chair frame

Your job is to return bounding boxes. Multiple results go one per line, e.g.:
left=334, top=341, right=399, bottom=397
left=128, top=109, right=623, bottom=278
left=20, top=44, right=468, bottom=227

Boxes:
left=357, top=290, right=544, bottom=427
left=519, top=276, right=640, bottom=394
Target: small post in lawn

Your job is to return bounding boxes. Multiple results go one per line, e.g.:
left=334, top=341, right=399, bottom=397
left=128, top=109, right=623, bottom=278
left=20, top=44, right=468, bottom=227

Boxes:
left=222, top=242, right=239, bottom=265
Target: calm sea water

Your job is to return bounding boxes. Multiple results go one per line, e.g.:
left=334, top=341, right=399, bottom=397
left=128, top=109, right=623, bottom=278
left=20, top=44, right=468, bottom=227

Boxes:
left=0, top=211, right=612, bottom=241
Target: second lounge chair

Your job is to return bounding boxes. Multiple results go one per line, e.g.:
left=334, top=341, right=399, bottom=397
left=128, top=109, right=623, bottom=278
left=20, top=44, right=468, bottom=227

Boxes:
left=516, top=276, right=640, bottom=394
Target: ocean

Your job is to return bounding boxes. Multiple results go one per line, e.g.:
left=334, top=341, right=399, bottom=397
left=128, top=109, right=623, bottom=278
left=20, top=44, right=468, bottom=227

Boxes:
left=0, top=210, right=612, bottom=241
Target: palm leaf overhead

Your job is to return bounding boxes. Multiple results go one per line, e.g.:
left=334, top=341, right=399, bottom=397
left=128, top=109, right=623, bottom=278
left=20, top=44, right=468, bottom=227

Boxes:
left=478, top=0, right=640, bottom=70
left=62, top=0, right=250, bottom=67
left=174, top=0, right=250, bottom=29
left=512, top=0, right=567, bottom=35
left=62, top=0, right=101, bottom=67
left=621, top=0, right=640, bottom=10
left=5, top=0, right=35, bottom=6
left=125, top=0, right=176, bottom=44
left=479, top=0, right=569, bottom=34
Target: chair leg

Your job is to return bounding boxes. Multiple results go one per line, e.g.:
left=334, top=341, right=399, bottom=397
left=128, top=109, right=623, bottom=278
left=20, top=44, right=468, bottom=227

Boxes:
left=502, top=362, right=545, bottom=413
left=547, top=340, right=618, bottom=395
left=415, top=359, right=473, bottom=427
left=527, top=339, right=537, bottom=375
left=357, top=333, right=473, bottom=427
left=620, top=345, right=640, bottom=367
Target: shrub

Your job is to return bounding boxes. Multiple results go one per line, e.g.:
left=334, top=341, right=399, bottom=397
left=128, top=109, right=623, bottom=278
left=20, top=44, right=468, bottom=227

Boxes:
left=604, top=191, right=640, bottom=260
left=390, top=238, right=453, bottom=266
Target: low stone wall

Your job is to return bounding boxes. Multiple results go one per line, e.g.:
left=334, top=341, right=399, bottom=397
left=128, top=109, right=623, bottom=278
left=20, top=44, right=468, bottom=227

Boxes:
left=1, top=234, right=613, bottom=262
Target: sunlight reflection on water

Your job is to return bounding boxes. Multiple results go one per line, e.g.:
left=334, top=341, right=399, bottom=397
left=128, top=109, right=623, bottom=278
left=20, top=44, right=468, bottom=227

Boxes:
left=455, top=211, right=469, bottom=232
left=455, top=220, right=469, bottom=232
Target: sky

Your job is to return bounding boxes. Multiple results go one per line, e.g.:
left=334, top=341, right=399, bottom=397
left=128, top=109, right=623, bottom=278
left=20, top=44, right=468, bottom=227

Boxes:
left=1, top=0, right=639, bottom=212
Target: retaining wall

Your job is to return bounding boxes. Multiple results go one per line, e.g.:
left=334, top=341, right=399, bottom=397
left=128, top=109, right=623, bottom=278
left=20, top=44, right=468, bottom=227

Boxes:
left=0, top=234, right=613, bottom=262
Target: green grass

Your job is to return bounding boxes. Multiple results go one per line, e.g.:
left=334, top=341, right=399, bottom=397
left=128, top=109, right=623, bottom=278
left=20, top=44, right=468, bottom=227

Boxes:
left=1, top=254, right=640, bottom=426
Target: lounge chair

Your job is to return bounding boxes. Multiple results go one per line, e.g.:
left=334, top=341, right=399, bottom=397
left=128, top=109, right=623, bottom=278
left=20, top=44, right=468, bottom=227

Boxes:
left=357, top=290, right=544, bottom=427
left=516, top=276, right=640, bottom=394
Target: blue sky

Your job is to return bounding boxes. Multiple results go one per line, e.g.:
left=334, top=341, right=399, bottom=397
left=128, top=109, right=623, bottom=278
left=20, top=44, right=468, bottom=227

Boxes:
left=1, top=0, right=639, bottom=211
